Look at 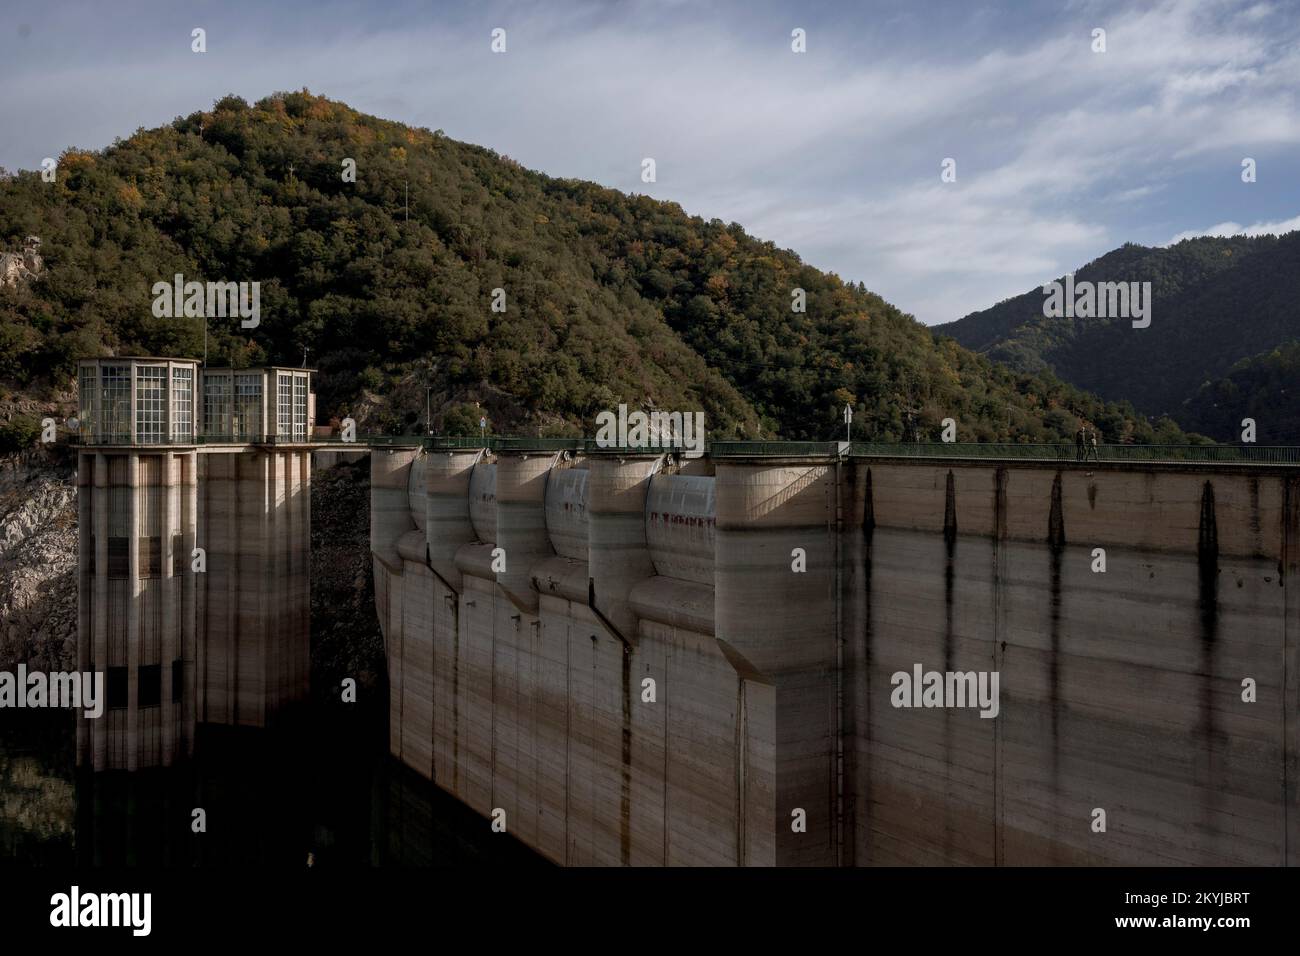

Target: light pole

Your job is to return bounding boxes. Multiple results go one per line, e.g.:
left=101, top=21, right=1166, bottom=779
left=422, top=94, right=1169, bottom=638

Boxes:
left=425, top=386, right=434, bottom=436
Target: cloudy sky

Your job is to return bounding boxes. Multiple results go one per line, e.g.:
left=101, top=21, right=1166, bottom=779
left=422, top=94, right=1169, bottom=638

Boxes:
left=2, top=0, right=1297, bottom=324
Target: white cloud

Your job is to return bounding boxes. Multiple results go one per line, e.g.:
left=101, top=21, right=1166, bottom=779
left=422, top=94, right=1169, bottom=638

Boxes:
left=2, top=0, right=1297, bottom=325
left=1165, top=213, right=1300, bottom=244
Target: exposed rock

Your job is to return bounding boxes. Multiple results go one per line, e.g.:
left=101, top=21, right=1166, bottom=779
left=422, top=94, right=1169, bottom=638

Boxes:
left=0, top=460, right=77, bottom=673
left=309, top=455, right=385, bottom=705
left=0, top=236, right=43, bottom=289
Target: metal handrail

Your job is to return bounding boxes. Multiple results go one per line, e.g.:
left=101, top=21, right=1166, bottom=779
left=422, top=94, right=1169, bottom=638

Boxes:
left=709, top=441, right=845, bottom=457
left=850, top=442, right=1300, bottom=464
left=61, top=433, right=1300, bottom=465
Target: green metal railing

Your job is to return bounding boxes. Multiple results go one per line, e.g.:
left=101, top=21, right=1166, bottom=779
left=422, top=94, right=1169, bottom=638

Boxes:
left=69, top=432, right=324, bottom=446
left=850, top=442, right=1300, bottom=464
left=62, top=431, right=1300, bottom=466
left=420, top=438, right=1300, bottom=465
left=709, top=441, right=846, bottom=457
left=423, top=436, right=585, bottom=452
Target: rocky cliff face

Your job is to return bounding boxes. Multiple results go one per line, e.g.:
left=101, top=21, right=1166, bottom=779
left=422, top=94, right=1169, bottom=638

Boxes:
left=309, top=456, right=386, bottom=707
left=0, top=236, right=43, bottom=289
left=0, top=461, right=77, bottom=674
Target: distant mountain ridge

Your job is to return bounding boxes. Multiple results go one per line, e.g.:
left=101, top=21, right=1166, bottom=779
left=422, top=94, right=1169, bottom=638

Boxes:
left=936, top=232, right=1300, bottom=439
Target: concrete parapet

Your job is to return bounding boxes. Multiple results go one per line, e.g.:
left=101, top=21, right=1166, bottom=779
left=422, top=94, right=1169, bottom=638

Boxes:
left=714, top=456, right=841, bottom=866
left=627, top=575, right=714, bottom=635
left=532, top=554, right=590, bottom=604
left=407, top=454, right=427, bottom=531
left=495, top=453, right=560, bottom=613
left=371, top=447, right=418, bottom=570
left=646, top=473, right=715, bottom=584
left=545, top=466, right=589, bottom=560
left=585, top=454, right=662, bottom=640
left=454, top=542, right=499, bottom=580
left=468, top=461, right=497, bottom=545
left=425, top=449, right=482, bottom=591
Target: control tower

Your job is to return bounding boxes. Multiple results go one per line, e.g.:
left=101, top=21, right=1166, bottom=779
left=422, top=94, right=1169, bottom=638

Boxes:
left=75, top=357, right=317, bottom=771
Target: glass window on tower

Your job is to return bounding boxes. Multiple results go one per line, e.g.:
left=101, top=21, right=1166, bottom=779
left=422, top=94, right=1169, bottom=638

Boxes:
left=102, top=365, right=130, bottom=441
left=278, top=373, right=293, bottom=440
left=171, top=366, right=193, bottom=441
left=78, top=365, right=96, bottom=439
left=136, top=365, right=166, bottom=443
left=293, top=375, right=308, bottom=441
left=204, top=374, right=231, bottom=438
left=234, top=374, right=262, bottom=440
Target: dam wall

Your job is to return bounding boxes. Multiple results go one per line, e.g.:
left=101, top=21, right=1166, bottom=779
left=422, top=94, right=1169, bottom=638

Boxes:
left=372, top=447, right=775, bottom=865
left=373, top=447, right=1300, bottom=866
left=853, top=462, right=1299, bottom=866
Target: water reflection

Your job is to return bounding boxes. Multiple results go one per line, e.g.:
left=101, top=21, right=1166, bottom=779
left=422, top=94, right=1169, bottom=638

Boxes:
left=0, top=712, right=75, bottom=866
left=2, top=704, right=544, bottom=868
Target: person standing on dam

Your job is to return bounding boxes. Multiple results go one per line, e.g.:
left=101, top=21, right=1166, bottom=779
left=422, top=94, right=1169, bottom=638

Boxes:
left=1075, top=426, right=1086, bottom=462
left=1087, top=429, right=1100, bottom=462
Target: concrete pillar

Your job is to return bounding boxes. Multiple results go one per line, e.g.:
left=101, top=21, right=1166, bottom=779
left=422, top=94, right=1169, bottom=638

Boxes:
left=300, top=450, right=311, bottom=705
left=126, top=453, right=139, bottom=772
left=586, top=453, right=661, bottom=640
left=837, top=462, right=871, bottom=866
left=284, top=453, right=293, bottom=707
left=161, top=452, right=176, bottom=765
left=425, top=450, right=481, bottom=591
left=76, top=453, right=92, bottom=769
left=224, top=454, right=236, bottom=724
left=92, top=453, right=108, bottom=771
left=1286, top=476, right=1300, bottom=866
left=182, top=450, right=196, bottom=756
left=371, top=447, right=419, bottom=570
left=264, top=451, right=279, bottom=724
left=495, top=453, right=557, bottom=613
left=255, top=452, right=271, bottom=727
left=714, top=457, right=839, bottom=866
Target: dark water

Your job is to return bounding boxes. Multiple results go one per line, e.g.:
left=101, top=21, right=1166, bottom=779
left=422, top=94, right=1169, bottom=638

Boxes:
left=0, top=701, right=545, bottom=868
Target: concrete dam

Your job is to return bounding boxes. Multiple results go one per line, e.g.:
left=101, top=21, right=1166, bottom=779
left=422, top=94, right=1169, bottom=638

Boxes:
left=372, top=442, right=1300, bottom=867
left=70, top=356, right=1298, bottom=865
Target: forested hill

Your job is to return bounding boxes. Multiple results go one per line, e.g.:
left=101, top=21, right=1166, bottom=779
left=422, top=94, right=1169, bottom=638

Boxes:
left=1180, top=341, right=1300, bottom=444
left=935, top=233, right=1300, bottom=437
left=1, top=91, right=1185, bottom=445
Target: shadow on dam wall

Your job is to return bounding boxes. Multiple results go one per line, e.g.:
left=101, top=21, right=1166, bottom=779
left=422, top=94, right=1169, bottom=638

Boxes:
left=0, top=682, right=543, bottom=867
left=373, top=449, right=1299, bottom=867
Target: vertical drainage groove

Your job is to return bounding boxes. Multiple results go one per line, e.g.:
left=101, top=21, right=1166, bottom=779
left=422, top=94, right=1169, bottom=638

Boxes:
left=1047, top=471, right=1065, bottom=864
left=1283, top=477, right=1295, bottom=865
left=862, top=467, right=876, bottom=865
left=452, top=597, right=461, bottom=795
left=736, top=675, right=746, bottom=866
left=942, top=469, right=957, bottom=860
left=833, top=460, right=844, bottom=866
left=992, top=465, right=1008, bottom=866
left=620, top=642, right=632, bottom=866
left=1197, top=480, right=1220, bottom=858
